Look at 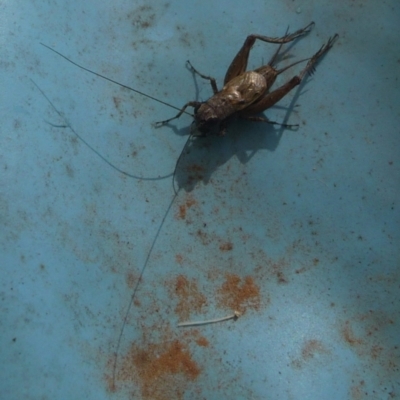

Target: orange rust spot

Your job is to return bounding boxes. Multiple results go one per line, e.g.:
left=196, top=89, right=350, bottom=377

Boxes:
left=178, top=204, right=186, bottom=219
left=342, top=321, right=363, bottom=346
left=176, top=195, right=197, bottom=220
left=301, top=339, right=327, bottom=360
left=195, top=337, right=209, bottom=347
left=291, top=339, right=329, bottom=369
left=217, top=274, right=261, bottom=313
left=173, top=275, right=207, bottom=320
left=196, top=229, right=211, bottom=246
left=370, top=344, right=384, bottom=360
left=175, top=254, right=183, bottom=264
left=118, top=340, right=200, bottom=400
left=104, top=369, right=117, bottom=393
left=125, top=272, right=136, bottom=288
left=185, top=196, right=196, bottom=208
left=219, top=241, right=233, bottom=251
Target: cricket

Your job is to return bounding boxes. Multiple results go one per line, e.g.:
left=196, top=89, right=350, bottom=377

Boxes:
left=37, top=21, right=338, bottom=387
left=156, top=22, right=337, bottom=136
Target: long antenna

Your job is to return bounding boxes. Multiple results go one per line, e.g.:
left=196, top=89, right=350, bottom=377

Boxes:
left=111, top=191, right=179, bottom=386
left=31, top=79, right=173, bottom=181
left=40, top=43, right=193, bottom=116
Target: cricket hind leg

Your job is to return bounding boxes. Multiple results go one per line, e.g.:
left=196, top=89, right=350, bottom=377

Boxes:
left=224, top=21, right=315, bottom=85
left=298, top=34, right=338, bottom=79
left=239, top=34, right=339, bottom=118
left=267, top=26, right=290, bottom=68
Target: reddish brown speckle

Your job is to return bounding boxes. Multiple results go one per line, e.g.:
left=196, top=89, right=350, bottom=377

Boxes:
left=219, top=241, right=233, bottom=251
left=217, top=274, right=261, bottom=313
left=195, top=337, right=209, bottom=347
left=342, top=321, right=363, bottom=346
left=117, top=339, right=200, bottom=400
left=172, top=275, right=207, bottom=320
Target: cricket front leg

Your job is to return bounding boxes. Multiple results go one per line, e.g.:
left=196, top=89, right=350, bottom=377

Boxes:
left=186, top=60, right=219, bottom=94
left=239, top=34, right=339, bottom=116
left=224, top=22, right=315, bottom=85
left=154, top=101, right=201, bottom=127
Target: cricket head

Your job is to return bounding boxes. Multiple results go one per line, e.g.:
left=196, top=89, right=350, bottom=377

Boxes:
left=191, top=102, right=220, bottom=136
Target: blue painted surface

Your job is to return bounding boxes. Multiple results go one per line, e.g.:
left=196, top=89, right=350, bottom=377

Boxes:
left=1, top=0, right=399, bottom=399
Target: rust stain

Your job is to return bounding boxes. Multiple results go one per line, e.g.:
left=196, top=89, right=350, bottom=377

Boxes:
left=128, top=5, right=156, bottom=30
left=172, top=275, right=207, bottom=320
left=125, top=272, right=136, bottom=288
left=104, top=327, right=210, bottom=399
left=301, top=339, right=327, bottom=360
left=185, top=196, right=197, bottom=208
left=370, top=344, right=384, bottom=360
left=270, top=258, right=289, bottom=284
left=342, top=321, right=364, bottom=346
left=291, top=339, right=329, bottom=369
left=195, top=336, right=209, bottom=347
left=196, top=228, right=212, bottom=246
left=250, top=248, right=292, bottom=283
left=177, top=204, right=186, bottom=220
left=339, top=313, right=399, bottom=375
left=116, top=339, right=200, bottom=400
left=175, top=194, right=197, bottom=220
left=217, top=273, right=261, bottom=313
left=104, top=366, right=117, bottom=393
left=219, top=241, right=233, bottom=251
left=350, top=380, right=366, bottom=400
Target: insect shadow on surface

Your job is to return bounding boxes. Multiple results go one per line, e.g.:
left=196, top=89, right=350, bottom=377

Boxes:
left=37, top=24, right=338, bottom=389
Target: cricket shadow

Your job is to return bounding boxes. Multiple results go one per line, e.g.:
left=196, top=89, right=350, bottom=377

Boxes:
left=172, top=116, right=297, bottom=192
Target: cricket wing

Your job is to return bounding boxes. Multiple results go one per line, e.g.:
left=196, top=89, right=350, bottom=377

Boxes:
left=220, top=71, right=267, bottom=111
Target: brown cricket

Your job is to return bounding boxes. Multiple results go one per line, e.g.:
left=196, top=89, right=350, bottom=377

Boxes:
left=155, top=22, right=338, bottom=136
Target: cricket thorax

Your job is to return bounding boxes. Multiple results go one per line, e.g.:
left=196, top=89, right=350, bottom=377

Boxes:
left=194, top=71, right=267, bottom=134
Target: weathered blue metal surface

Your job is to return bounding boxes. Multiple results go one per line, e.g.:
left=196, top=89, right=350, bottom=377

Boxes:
left=1, top=1, right=399, bottom=399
